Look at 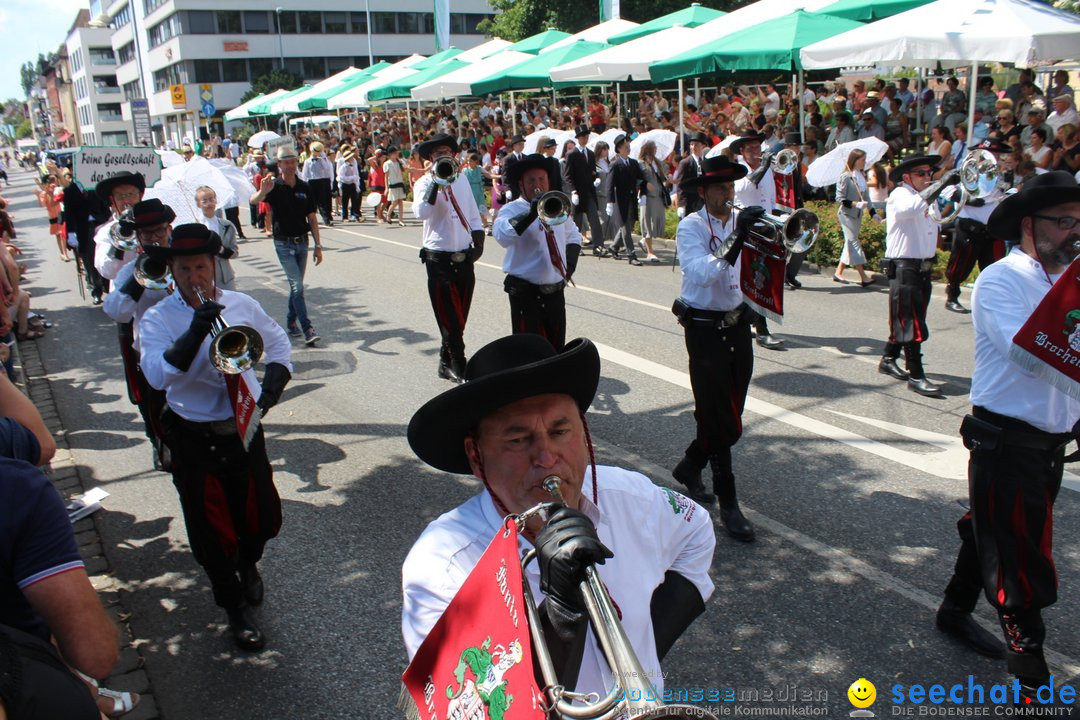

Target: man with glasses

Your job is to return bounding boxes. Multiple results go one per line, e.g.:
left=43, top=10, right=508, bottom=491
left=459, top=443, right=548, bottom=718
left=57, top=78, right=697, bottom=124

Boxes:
left=936, top=172, right=1080, bottom=706
left=878, top=156, right=945, bottom=397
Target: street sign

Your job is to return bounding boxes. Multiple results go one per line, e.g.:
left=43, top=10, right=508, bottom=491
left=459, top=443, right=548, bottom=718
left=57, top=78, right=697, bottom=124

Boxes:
left=130, top=98, right=151, bottom=145
left=170, top=84, right=187, bottom=108
left=201, top=102, right=216, bottom=118
left=199, top=84, right=214, bottom=104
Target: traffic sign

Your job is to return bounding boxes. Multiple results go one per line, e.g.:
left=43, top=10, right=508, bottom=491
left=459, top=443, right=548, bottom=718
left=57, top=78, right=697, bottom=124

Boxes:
left=199, top=84, right=214, bottom=104
left=201, top=102, right=216, bottom=118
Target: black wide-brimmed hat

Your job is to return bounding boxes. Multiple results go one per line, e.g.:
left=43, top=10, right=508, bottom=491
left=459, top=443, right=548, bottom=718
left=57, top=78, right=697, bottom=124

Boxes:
left=416, top=133, right=459, bottom=160
left=95, top=171, right=146, bottom=201
left=679, top=155, right=748, bottom=190
left=408, top=335, right=601, bottom=474
left=976, top=138, right=1012, bottom=155
left=128, top=198, right=176, bottom=228
left=510, top=134, right=525, bottom=146
left=729, top=131, right=765, bottom=154
left=156, top=223, right=222, bottom=258
left=988, top=171, right=1080, bottom=242
left=504, top=153, right=560, bottom=191
left=574, top=124, right=591, bottom=138
left=889, top=154, right=940, bottom=184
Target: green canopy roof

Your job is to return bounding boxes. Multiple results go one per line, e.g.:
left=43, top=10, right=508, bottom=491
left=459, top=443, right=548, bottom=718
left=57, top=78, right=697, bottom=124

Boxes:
left=296, top=64, right=390, bottom=110
left=365, top=59, right=468, bottom=102
left=410, top=47, right=463, bottom=70
left=810, top=0, right=934, bottom=21
left=247, top=85, right=311, bottom=115
left=607, top=3, right=726, bottom=45
left=470, top=41, right=611, bottom=95
left=505, top=29, right=573, bottom=54
left=649, top=11, right=864, bottom=82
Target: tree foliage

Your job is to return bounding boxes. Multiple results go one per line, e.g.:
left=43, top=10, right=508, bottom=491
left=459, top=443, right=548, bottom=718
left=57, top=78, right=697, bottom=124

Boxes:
left=1052, top=0, right=1079, bottom=13
left=240, top=68, right=305, bottom=104
left=20, top=60, right=40, bottom=98
left=15, top=119, right=33, bottom=139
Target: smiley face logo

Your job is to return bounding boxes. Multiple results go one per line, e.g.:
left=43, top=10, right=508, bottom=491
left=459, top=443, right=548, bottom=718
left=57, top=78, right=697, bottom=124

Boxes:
left=848, top=678, right=876, bottom=708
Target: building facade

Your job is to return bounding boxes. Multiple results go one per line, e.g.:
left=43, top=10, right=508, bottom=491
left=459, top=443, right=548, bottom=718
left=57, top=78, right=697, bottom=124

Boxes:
left=90, top=0, right=495, bottom=146
left=67, top=11, right=130, bottom=146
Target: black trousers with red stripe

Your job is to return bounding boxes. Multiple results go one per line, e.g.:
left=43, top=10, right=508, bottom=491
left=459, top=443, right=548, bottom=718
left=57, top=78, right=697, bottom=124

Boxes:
left=945, top=218, right=1005, bottom=303
left=504, top=275, right=567, bottom=351
left=682, top=316, right=754, bottom=476
left=883, top=259, right=933, bottom=376
left=119, top=322, right=167, bottom=450
left=162, top=408, right=282, bottom=610
left=944, top=406, right=1068, bottom=681
left=424, top=255, right=475, bottom=365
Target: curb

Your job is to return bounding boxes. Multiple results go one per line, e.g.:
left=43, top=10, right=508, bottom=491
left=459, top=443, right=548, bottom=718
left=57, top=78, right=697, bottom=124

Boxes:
left=13, top=337, right=161, bottom=720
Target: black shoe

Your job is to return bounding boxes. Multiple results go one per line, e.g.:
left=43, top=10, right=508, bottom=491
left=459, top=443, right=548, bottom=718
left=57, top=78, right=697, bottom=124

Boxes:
left=627, top=253, right=643, bottom=267
left=592, top=246, right=611, bottom=258
left=908, top=376, right=944, bottom=397
left=672, top=456, right=715, bottom=505
left=935, top=602, right=1005, bottom=658
left=719, top=502, right=755, bottom=542
left=785, top=277, right=802, bottom=289
left=91, top=295, right=103, bottom=305
left=240, top=566, right=264, bottom=607
left=437, top=361, right=463, bottom=384
left=878, top=357, right=909, bottom=380
left=945, top=300, right=970, bottom=314
left=226, top=605, right=265, bottom=651
left=450, top=355, right=467, bottom=383
left=756, top=332, right=783, bottom=349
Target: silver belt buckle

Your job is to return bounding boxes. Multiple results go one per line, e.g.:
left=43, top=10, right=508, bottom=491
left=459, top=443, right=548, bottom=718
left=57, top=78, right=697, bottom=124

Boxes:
left=450, top=251, right=467, bottom=263
left=721, top=308, right=742, bottom=328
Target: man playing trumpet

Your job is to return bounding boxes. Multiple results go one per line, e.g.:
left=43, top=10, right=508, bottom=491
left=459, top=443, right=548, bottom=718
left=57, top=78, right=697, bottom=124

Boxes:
left=403, top=333, right=716, bottom=699
left=139, top=224, right=292, bottom=652
left=411, top=133, right=486, bottom=383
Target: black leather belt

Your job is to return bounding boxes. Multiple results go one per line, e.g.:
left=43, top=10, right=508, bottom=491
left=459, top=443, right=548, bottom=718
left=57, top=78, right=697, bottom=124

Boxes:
left=886, top=258, right=935, bottom=273
left=972, top=406, right=1074, bottom=452
left=422, top=248, right=472, bottom=264
left=274, top=235, right=308, bottom=243
left=673, top=299, right=747, bottom=329
left=506, top=274, right=565, bottom=295
left=165, top=408, right=238, bottom=436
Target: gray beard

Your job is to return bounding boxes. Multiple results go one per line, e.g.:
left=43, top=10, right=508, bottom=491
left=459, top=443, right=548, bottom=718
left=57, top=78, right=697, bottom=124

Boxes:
left=1037, top=234, right=1080, bottom=268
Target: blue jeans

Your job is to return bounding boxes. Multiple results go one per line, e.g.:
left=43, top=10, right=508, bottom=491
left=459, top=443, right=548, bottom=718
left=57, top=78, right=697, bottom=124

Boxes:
left=273, top=239, right=311, bottom=331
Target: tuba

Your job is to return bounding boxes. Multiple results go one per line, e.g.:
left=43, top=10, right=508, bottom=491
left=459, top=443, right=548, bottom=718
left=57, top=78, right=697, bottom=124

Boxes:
left=431, top=156, right=458, bottom=186
left=109, top=209, right=139, bottom=252
left=193, top=287, right=264, bottom=375
left=517, top=476, right=719, bottom=720
left=537, top=190, right=572, bottom=227
left=920, top=148, right=1000, bottom=224
left=133, top=253, right=172, bottom=291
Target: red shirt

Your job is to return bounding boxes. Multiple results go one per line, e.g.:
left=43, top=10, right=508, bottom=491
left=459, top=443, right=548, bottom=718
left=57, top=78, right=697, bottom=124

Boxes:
left=589, top=103, right=607, bottom=126
left=491, top=136, right=506, bottom=156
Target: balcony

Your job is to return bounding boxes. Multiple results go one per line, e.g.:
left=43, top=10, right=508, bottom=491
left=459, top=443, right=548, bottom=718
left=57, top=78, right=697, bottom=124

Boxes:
left=90, top=56, right=117, bottom=66
left=95, top=85, right=123, bottom=95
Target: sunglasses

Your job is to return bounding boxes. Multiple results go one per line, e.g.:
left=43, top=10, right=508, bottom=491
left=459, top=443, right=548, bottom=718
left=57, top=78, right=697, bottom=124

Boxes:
left=1032, top=214, right=1080, bottom=231
left=910, top=169, right=933, bottom=177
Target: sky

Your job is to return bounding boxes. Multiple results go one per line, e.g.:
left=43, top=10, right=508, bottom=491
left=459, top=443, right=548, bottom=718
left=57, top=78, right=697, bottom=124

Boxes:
left=0, top=0, right=91, bottom=103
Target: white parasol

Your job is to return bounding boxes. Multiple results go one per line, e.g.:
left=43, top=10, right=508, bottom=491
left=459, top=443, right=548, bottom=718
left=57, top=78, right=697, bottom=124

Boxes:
left=805, top=137, right=889, bottom=188
left=210, top=159, right=257, bottom=209
left=158, top=150, right=185, bottom=168
left=705, top=135, right=740, bottom=158
left=523, top=129, right=577, bottom=157
left=587, top=128, right=628, bottom=153
left=630, top=129, right=677, bottom=162
left=247, top=130, right=281, bottom=149
left=143, top=157, right=238, bottom=219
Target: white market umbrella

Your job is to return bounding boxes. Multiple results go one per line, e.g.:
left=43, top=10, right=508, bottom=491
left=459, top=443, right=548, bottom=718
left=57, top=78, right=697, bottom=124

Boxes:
left=542, top=19, right=642, bottom=53
left=805, top=137, right=888, bottom=187
left=411, top=51, right=534, bottom=100
left=247, top=130, right=280, bottom=148
left=454, top=37, right=513, bottom=62
left=224, top=89, right=287, bottom=122
left=550, top=25, right=705, bottom=82
left=277, top=67, right=366, bottom=114
left=630, top=129, right=677, bottom=162
left=144, top=182, right=204, bottom=224
left=210, top=159, right=257, bottom=208
left=328, top=64, right=421, bottom=109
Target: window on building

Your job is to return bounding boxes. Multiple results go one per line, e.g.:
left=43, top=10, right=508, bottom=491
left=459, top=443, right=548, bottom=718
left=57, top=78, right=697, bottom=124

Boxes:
left=187, top=10, right=215, bottom=34
left=222, top=59, right=247, bottom=82
left=89, top=48, right=116, bottom=65
left=324, top=11, right=346, bottom=33
left=98, top=103, right=123, bottom=122
left=144, top=0, right=168, bottom=17
left=192, top=59, right=221, bottom=83
left=284, top=58, right=303, bottom=77
left=111, top=3, right=132, bottom=29
left=398, top=12, right=419, bottom=34
left=449, top=13, right=466, bottom=34
left=117, top=42, right=135, bottom=65
left=373, top=12, right=396, bottom=33
left=217, top=11, right=241, bottom=33
left=248, top=58, right=274, bottom=79
left=122, top=80, right=142, bottom=100
left=71, top=50, right=82, bottom=73
left=102, top=131, right=130, bottom=146
left=244, top=11, right=270, bottom=33
left=466, top=14, right=489, bottom=33
left=152, top=63, right=182, bottom=92
left=94, top=77, right=121, bottom=94
left=276, top=11, right=298, bottom=34
left=420, top=13, right=434, bottom=34
left=302, top=57, right=325, bottom=80
left=350, top=12, right=368, bottom=33
left=298, top=12, right=321, bottom=33
left=148, top=15, right=181, bottom=48
left=327, top=56, right=351, bottom=73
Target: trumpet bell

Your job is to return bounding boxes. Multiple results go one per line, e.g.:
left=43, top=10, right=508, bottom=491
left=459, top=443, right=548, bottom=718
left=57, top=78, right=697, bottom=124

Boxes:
left=771, top=148, right=800, bottom=176
left=432, top=156, right=458, bottom=186
left=209, top=326, right=264, bottom=375
left=109, top=217, right=139, bottom=253
left=960, top=148, right=999, bottom=199
left=538, top=191, right=572, bottom=227
left=134, top=254, right=172, bottom=291
left=929, top=183, right=968, bottom=224
left=781, top=208, right=819, bottom=254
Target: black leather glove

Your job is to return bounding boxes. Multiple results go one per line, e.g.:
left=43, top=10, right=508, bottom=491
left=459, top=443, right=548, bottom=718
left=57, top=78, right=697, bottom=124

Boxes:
left=536, top=506, right=612, bottom=614
left=650, top=571, right=705, bottom=661
left=724, top=206, right=766, bottom=266
left=425, top=181, right=439, bottom=205
left=470, top=229, right=485, bottom=261
left=257, top=362, right=291, bottom=417
left=565, top=243, right=580, bottom=279
left=511, top=200, right=539, bottom=236
left=162, top=300, right=222, bottom=372
left=966, top=197, right=986, bottom=207
left=218, top=246, right=237, bottom=260
left=119, top=272, right=145, bottom=301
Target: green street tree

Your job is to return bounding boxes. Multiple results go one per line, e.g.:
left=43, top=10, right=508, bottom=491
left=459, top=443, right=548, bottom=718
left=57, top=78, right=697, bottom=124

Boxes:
left=240, top=69, right=305, bottom=104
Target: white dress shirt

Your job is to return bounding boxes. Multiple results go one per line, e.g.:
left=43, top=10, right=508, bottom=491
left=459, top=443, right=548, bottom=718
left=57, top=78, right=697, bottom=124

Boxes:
left=337, top=159, right=360, bottom=187
left=734, top=159, right=776, bottom=212
left=970, top=248, right=1080, bottom=433
left=243, top=159, right=261, bottom=184
left=102, top=260, right=169, bottom=349
left=300, top=155, right=334, bottom=181
left=957, top=185, right=1004, bottom=225
left=139, top=289, right=292, bottom=422
left=412, top=173, right=484, bottom=252
left=401, top=465, right=716, bottom=697
left=493, top=196, right=583, bottom=285
left=677, top=207, right=744, bottom=312
left=93, top=218, right=136, bottom=280
left=884, top=183, right=938, bottom=259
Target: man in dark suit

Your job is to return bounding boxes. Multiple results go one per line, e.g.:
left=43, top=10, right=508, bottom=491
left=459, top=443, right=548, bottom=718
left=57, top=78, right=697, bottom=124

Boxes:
left=675, top=132, right=710, bottom=217
left=562, top=125, right=608, bottom=257
left=500, top=135, right=527, bottom=200
left=607, top=134, right=646, bottom=266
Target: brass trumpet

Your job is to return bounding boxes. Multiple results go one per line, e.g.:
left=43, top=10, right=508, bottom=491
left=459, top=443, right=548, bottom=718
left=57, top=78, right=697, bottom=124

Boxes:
left=518, top=476, right=718, bottom=720
left=920, top=148, right=1000, bottom=224
left=431, top=156, right=458, bottom=186
left=133, top=253, right=172, bottom=291
left=536, top=190, right=572, bottom=227
left=710, top=203, right=819, bottom=257
left=109, top=209, right=139, bottom=252
left=193, top=287, right=264, bottom=375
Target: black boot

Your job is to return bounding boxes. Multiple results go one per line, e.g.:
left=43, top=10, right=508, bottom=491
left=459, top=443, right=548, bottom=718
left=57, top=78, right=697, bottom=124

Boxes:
left=437, top=346, right=462, bottom=383
left=879, top=342, right=908, bottom=379
left=711, top=457, right=754, bottom=542
left=935, top=599, right=1005, bottom=658
left=672, top=455, right=714, bottom=505
left=450, top=353, right=467, bottom=384
left=905, top=344, right=944, bottom=397
left=240, top=565, right=264, bottom=607
left=226, top=604, right=265, bottom=651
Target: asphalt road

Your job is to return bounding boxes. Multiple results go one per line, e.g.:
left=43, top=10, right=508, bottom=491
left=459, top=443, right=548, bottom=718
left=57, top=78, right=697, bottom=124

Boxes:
left=8, top=167, right=1079, bottom=719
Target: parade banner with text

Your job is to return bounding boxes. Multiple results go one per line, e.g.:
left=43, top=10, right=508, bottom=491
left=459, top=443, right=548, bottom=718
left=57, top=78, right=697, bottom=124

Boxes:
left=73, top=146, right=162, bottom=190
left=402, top=519, right=546, bottom=720
left=1009, top=258, right=1080, bottom=402
left=740, top=239, right=786, bottom=324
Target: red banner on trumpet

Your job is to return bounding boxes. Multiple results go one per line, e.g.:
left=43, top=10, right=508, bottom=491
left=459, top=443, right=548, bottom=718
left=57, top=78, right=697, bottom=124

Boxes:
left=740, top=240, right=786, bottom=324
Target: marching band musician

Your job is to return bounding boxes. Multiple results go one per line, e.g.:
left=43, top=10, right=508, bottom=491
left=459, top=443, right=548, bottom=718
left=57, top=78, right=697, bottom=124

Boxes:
left=671, top=155, right=764, bottom=542
left=138, top=224, right=292, bottom=652
left=403, top=333, right=716, bottom=697
left=937, top=172, right=1080, bottom=703
left=492, top=153, right=583, bottom=351
left=943, top=139, right=1010, bottom=314
left=878, top=156, right=945, bottom=397
left=101, top=199, right=175, bottom=469
left=732, top=132, right=783, bottom=350
left=412, top=133, right=486, bottom=384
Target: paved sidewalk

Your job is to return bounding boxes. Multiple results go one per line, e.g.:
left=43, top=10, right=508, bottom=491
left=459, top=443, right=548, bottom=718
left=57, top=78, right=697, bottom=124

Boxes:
left=12, top=294, right=160, bottom=718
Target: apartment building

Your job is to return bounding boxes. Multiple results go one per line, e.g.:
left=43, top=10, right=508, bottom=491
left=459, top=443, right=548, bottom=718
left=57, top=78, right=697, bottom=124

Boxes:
left=91, top=0, right=495, bottom=145
left=67, top=10, right=130, bottom=146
